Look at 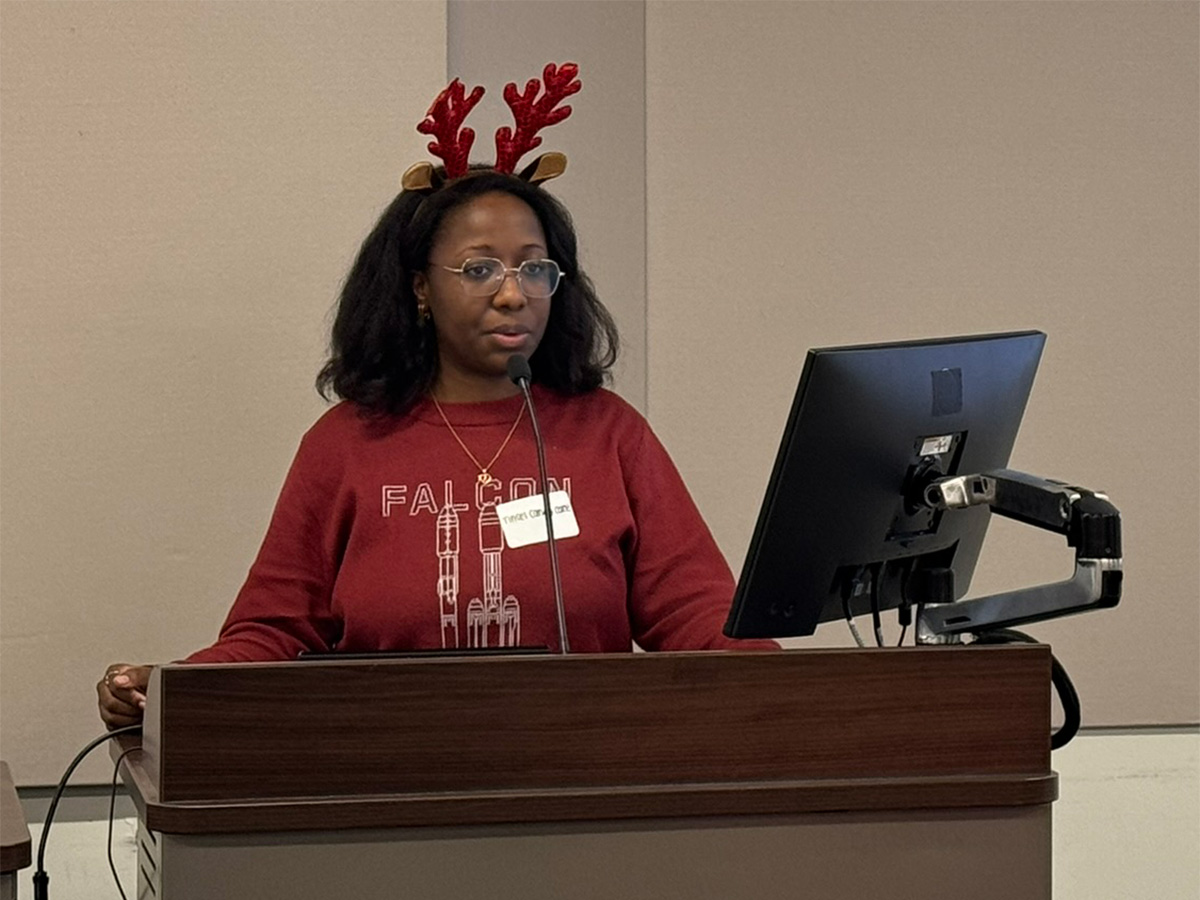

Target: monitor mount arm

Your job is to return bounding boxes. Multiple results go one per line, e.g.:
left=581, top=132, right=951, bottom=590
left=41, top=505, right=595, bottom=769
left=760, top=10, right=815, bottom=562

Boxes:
left=914, top=469, right=1122, bottom=643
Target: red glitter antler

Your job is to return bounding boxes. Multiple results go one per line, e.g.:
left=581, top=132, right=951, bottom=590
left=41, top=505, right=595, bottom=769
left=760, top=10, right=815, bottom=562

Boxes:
left=416, top=78, right=486, bottom=178
left=494, top=62, right=581, bottom=174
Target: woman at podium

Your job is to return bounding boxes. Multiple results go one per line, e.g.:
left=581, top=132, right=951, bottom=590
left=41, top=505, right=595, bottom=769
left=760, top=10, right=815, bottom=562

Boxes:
left=98, top=63, right=773, bottom=729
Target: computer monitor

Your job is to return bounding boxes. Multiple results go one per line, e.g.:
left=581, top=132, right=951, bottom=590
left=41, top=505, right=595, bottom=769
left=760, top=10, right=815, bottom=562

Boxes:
left=723, top=330, right=1046, bottom=640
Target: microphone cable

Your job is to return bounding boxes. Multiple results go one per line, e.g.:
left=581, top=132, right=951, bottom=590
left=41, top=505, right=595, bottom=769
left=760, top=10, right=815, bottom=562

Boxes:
left=32, top=724, right=141, bottom=900
left=107, top=744, right=142, bottom=900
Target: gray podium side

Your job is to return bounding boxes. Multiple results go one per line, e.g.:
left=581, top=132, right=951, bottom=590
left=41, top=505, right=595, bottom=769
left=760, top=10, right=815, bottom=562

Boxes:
left=117, top=647, right=1057, bottom=900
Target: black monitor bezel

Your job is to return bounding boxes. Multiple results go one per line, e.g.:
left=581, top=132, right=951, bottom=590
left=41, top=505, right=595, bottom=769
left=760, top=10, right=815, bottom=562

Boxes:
left=723, top=330, right=1046, bottom=640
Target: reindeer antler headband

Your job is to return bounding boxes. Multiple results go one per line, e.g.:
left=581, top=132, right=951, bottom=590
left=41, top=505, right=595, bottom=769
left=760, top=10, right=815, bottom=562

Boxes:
left=401, top=62, right=581, bottom=192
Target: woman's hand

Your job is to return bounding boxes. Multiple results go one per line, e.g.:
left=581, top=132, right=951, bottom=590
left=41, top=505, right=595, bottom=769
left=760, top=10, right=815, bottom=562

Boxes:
left=97, top=663, right=153, bottom=729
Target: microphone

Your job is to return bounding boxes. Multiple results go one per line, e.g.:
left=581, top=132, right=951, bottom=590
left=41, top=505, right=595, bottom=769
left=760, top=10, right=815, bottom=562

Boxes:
left=507, top=354, right=569, bottom=654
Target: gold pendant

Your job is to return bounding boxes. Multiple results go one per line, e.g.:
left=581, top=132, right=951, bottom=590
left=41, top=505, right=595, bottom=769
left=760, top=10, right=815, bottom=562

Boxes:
left=478, top=471, right=493, bottom=486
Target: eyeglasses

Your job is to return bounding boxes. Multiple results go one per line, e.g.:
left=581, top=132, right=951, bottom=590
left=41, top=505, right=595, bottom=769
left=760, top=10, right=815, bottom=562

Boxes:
left=439, top=258, right=564, bottom=299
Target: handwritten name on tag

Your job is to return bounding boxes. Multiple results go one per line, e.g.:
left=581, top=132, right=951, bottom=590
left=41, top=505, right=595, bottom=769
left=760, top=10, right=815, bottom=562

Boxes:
left=496, top=491, right=580, bottom=548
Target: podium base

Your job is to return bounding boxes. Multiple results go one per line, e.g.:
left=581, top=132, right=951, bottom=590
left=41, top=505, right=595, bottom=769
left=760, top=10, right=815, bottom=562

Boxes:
left=137, top=805, right=1051, bottom=900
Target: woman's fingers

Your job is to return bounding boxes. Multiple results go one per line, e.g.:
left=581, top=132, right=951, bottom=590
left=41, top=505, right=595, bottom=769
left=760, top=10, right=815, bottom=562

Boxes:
left=105, top=664, right=151, bottom=706
left=110, top=673, right=146, bottom=706
left=97, top=684, right=137, bottom=728
left=98, top=663, right=151, bottom=728
left=101, top=685, right=141, bottom=717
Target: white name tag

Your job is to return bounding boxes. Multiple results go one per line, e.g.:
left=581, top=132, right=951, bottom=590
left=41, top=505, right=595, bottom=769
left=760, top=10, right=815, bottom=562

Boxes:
left=496, top=491, right=580, bottom=548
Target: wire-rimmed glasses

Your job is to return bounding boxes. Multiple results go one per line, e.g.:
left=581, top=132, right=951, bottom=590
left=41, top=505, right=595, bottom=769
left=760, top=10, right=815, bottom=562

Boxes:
left=439, top=258, right=564, bottom=299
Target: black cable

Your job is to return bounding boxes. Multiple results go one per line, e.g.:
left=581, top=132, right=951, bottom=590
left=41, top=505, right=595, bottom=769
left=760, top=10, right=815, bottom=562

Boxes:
left=896, top=564, right=913, bottom=647
left=842, top=568, right=867, bottom=647
left=973, top=629, right=1081, bottom=749
left=108, top=746, right=140, bottom=900
left=1048, top=655, right=1082, bottom=749
left=33, top=724, right=141, bottom=900
left=870, top=563, right=884, bottom=648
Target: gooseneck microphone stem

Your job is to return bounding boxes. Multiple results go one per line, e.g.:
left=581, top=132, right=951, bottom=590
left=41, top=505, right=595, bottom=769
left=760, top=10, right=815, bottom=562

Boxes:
left=530, top=401, right=569, bottom=655
left=507, top=354, right=569, bottom=654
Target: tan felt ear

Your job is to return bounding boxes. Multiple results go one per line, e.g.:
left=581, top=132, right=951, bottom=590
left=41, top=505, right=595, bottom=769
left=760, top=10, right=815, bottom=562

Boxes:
left=401, top=162, right=436, bottom=191
left=518, top=152, right=567, bottom=185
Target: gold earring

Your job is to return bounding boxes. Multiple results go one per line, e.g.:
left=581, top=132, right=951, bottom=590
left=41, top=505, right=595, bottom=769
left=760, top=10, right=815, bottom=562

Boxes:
left=417, top=303, right=431, bottom=325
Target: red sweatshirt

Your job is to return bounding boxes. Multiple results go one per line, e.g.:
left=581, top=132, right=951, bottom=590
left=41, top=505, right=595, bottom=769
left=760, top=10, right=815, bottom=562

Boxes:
left=187, top=387, right=773, bottom=662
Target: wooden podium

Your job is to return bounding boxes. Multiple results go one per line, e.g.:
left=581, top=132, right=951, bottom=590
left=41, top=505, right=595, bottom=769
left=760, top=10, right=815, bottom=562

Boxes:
left=116, top=646, right=1056, bottom=899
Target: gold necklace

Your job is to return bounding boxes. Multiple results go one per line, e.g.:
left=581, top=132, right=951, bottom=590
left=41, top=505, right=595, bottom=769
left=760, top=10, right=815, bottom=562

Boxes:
left=430, top=395, right=525, bottom=486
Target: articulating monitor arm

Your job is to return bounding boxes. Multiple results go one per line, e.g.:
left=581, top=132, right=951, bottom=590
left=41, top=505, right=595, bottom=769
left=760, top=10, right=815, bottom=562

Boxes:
left=916, top=469, right=1122, bottom=642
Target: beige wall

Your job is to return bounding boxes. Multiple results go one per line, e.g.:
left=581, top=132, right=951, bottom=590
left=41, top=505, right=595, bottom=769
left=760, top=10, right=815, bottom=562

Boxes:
left=0, top=0, right=447, bottom=783
left=647, top=1, right=1198, bottom=725
left=449, top=0, right=648, bottom=409
left=1, top=1, right=1196, bottom=785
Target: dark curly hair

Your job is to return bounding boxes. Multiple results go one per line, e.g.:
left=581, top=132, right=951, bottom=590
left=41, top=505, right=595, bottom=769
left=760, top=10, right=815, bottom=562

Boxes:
left=317, top=168, right=619, bottom=416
